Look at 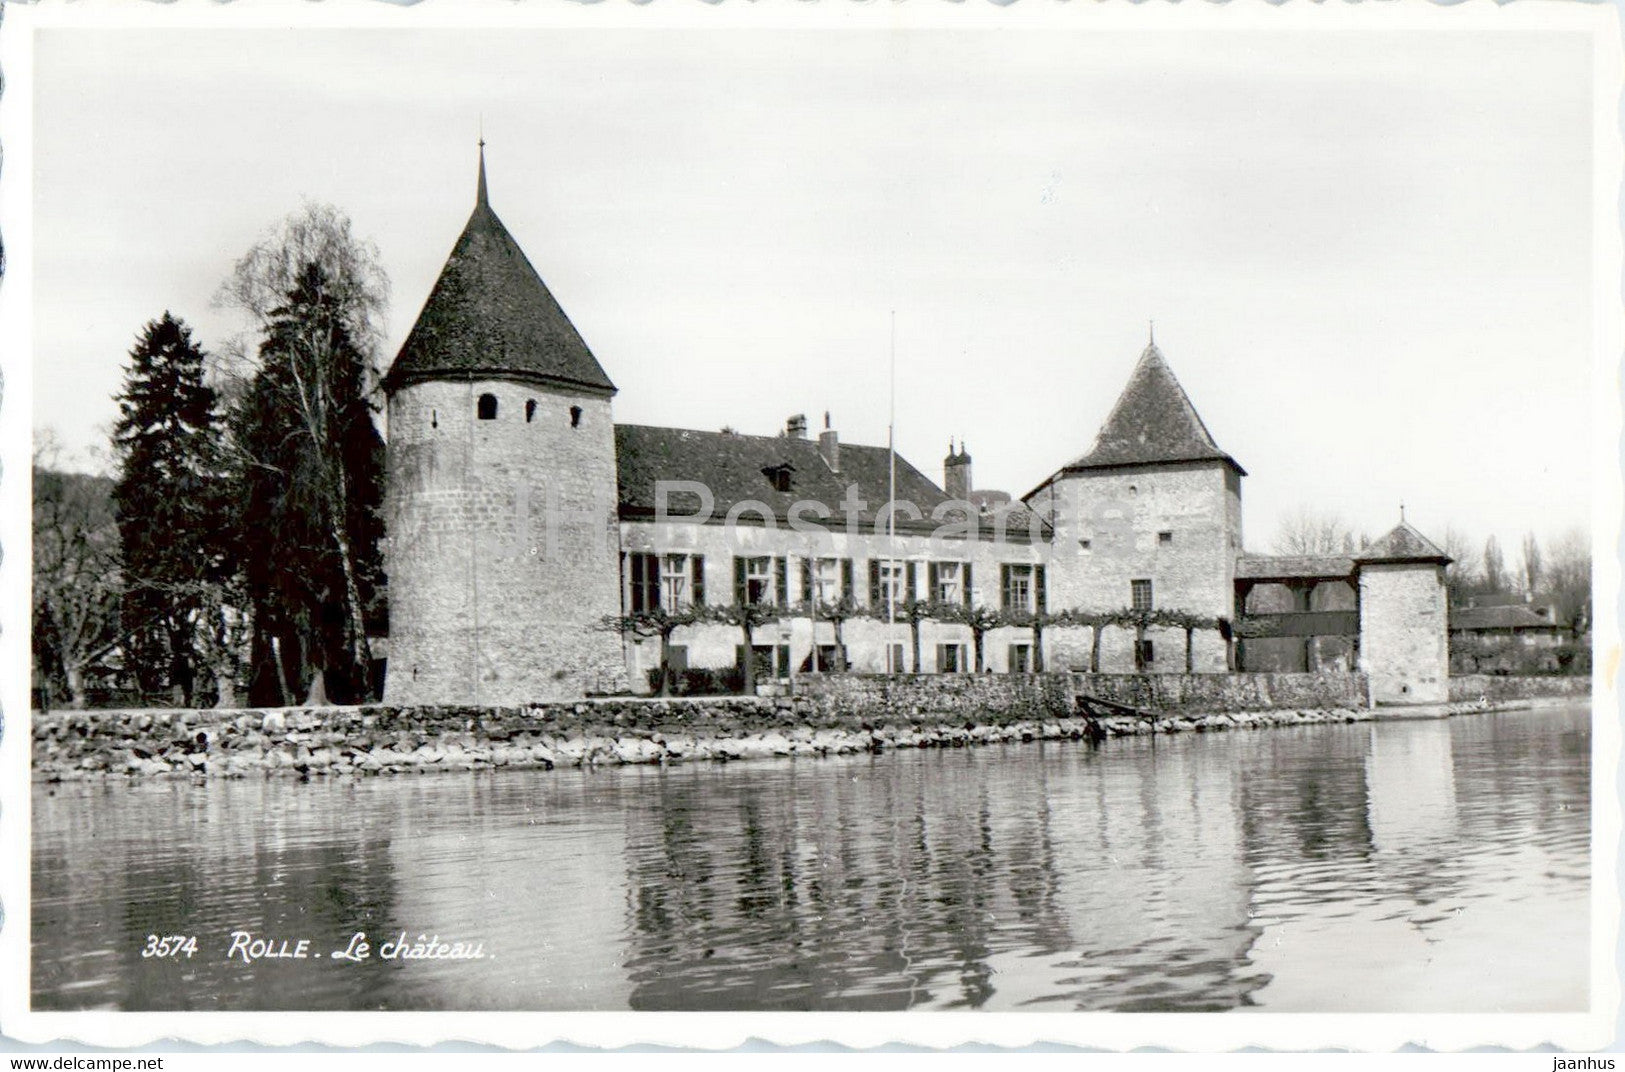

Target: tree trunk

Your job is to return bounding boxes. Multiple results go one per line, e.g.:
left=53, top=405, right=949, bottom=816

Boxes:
left=833, top=620, right=847, bottom=671
left=304, top=669, right=329, bottom=707
left=1090, top=626, right=1102, bottom=674
left=214, top=665, right=238, bottom=709
left=910, top=621, right=922, bottom=674
left=325, top=466, right=374, bottom=701
left=658, top=630, right=673, bottom=697
left=1185, top=627, right=1194, bottom=674
left=740, top=622, right=756, bottom=694
left=65, top=664, right=88, bottom=710
left=1134, top=622, right=1146, bottom=672
left=1033, top=623, right=1045, bottom=672
left=974, top=630, right=986, bottom=673
left=269, top=633, right=293, bottom=707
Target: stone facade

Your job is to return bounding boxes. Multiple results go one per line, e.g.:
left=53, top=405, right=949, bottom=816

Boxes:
left=385, top=379, right=627, bottom=703
left=1358, top=562, right=1449, bottom=703
left=618, top=517, right=1051, bottom=680
left=381, top=156, right=1454, bottom=704
left=1038, top=461, right=1241, bottom=674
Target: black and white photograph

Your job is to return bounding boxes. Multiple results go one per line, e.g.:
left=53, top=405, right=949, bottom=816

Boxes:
left=2, top=0, right=1618, bottom=1053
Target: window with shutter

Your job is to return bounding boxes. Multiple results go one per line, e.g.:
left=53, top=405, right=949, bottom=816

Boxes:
left=906, top=562, right=917, bottom=604
left=1035, top=565, right=1047, bottom=613
left=963, top=563, right=974, bottom=607
left=660, top=554, right=691, bottom=609
left=775, top=558, right=789, bottom=606
left=742, top=557, right=775, bottom=605
left=1001, top=565, right=1034, bottom=612
left=869, top=560, right=882, bottom=607
left=692, top=556, right=705, bottom=605
left=930, top=562, right=965, bottom=603
left=630, top=552, right=660, bottom=613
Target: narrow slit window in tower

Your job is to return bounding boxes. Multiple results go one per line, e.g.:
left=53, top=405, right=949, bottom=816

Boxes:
left=477, top=393, right=498, bottom=420
left=570, top=405, right=583, bottom=427
left=525, top=399, right=537, bottom=423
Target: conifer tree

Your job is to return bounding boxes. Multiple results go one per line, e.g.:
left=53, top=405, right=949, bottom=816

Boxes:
left=231, top=262, right=385, bottom=705
left=111, top=313, right=229, bottom=706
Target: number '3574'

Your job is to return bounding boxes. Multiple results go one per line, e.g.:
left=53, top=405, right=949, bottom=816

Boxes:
left=141, top=935, right=197, bottom=959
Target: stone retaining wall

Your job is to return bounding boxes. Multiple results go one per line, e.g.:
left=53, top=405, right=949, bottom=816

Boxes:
left=34, top=700, right=1390, bottom=782
left=32, top=670, right=1578, bottom=782
left=1067, top=671, right=1370, bottom=712
left=1447, top=674, right=1590, bottom=702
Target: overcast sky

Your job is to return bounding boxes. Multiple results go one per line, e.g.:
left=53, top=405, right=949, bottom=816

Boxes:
left=30, top=24, right=1598, bottom=562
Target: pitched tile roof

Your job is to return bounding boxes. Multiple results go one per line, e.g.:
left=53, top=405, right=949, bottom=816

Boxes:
left=1234, top=553, right=1356, bottom=582
left=1450, top=605, right=1565, bottom=632
left=1062, top=343, right=1243, bottom=475
left=615, top=424, right=1047, bottom=541
left=1355, top=521, right=1451, bottom=564
left=383, top=150, right=616, bottom=397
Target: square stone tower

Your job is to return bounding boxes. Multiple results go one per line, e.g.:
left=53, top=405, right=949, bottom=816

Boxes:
left=1355, top=521, right=1452, bottom=704
left=1025, top=340, right=1244, bottom=672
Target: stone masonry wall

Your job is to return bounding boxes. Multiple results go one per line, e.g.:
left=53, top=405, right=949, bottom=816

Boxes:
left=33, top=671, right=1425, bottom=781
left=1069, top=671, right=1369, bottom=712
left=385, top=378, right=627, bottom=704
left=1358, top=563, right=1449, bottom=704
left=1448, top=674, right=1590, bottom=702
left=1043, top=462, right=1238, bottom=674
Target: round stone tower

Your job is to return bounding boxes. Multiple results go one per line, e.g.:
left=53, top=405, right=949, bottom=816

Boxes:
left=382, top=147, right=628, bottom=704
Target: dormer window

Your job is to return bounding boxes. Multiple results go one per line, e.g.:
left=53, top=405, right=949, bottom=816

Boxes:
left=763, top=462, right=795, bottom=493
left=477, top=393, right=498, bottom=420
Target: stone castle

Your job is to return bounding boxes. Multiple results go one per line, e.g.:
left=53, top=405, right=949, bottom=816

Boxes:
left=381, top=153, right=1452, bottom=706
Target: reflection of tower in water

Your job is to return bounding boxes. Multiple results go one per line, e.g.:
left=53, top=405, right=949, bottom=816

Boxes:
left=382, top=779, right=634, bottom=1010
left=1364, top=721, right=1459, bottom=854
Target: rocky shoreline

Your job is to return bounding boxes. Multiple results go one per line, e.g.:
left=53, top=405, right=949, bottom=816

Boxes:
left=31, top=696, right=1557, bottom=783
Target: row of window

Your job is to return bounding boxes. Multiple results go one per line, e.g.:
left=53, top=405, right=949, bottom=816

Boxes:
left=469, top=393, right=583, bottom=427
left=667, top=642, right=1022, bottom=676
left=1077, top=531, right=1174, bottom=552
left=623, top=553, right=1053, bottom=614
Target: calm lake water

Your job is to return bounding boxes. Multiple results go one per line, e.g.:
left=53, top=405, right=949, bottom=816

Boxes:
left=33, top=705, right=1590, bottom=1013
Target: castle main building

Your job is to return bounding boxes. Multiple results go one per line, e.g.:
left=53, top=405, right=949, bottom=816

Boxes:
left=381, top=155, right=1452, bottom=706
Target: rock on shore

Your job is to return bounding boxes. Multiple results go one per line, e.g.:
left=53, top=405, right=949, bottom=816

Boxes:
left=30, top=696, right=1542, bottom=783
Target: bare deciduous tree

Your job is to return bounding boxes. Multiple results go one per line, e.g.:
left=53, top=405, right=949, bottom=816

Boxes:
left=1440, top=524, right=1480, bottom=604
left=1273, top=507, right=1360, bottom=556
left=1546, top=527, right=1591, bottom=634
left=32, top=434, right=122, bottom=710
left=1521, top=531, right=1544, bottom=595
left=1482, top=535, right=1507, bottom=594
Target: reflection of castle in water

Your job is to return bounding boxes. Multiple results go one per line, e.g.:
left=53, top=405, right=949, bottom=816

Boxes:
left=37, top=709, right=1592, bottom=1013
left=605, top=746, right=1272, bottom=1011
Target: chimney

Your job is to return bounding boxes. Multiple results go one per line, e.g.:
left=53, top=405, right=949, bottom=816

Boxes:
left=818, top=411, right=840, bottom=472
left=944, top=439, right=972, bottom=501
left=785, top=413, right=808, bottom=439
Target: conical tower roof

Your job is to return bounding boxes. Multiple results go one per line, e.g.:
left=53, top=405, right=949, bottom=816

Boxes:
left=383, top=147, right=616, bottom=396
left=1356, top=520, right=1451, bottom=565
left=1062, top=342, right=1242, bottom=475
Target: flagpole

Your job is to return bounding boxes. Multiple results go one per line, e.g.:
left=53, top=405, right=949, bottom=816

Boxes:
left=887, top=310, right=897, bottom=672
